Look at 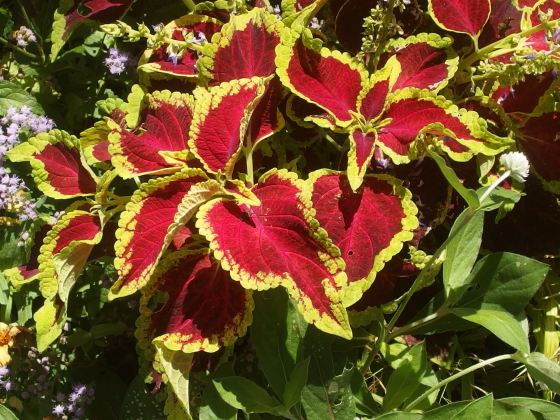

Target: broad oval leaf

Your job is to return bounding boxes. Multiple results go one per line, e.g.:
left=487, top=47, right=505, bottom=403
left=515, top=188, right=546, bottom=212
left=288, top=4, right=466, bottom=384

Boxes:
left=189, top=77, right=268, bottom=176
left=377, top=90, right=510, bottom=164
left=108, top=91, right=195, bottom=178
left=136, top=248, right=252, bottom=353
left=197, top=169, right=352, bottom=339
left=308, top=171, right=417, bottom=306
left=110, top=169, right=220, bottom=299
left=37, top=203, right=102, bottom=301
left=385, top=34, right=459, bottom=93
left=198, top=7, right=283, bottom=83
left=6, top=130, right=97, bottom=198
left=428, top=0, right=491, bottom=37
left=276, top=29, right=368, bottom=126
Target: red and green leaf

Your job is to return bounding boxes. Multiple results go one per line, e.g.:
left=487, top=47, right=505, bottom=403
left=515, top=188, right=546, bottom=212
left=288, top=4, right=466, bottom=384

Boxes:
left=37, top=204, right=103, bottom=302
left=518, top=111, right=560, bottom=193
left=385, top=34, right=459, bottom=93
left=197, top=169, right=351, bottom=338
left=376, top=90, right=511, bottom=164
left=189, top=77, right=268, bottom=176
left=286, top=94, right=336, bottom=130
left=308, top=171, right=417, bottom=305
left=136, top=248, right=253, bottom=353
left=6, top=130, right=97, bottom=199
left=347, top=128, right=377, bottom=191
left=138, top=15, right=222, bottom=80
left=246, top=76, right=286, bottom=146
left=108, top=91, right=195, bottom=178
left=198, top=7, right=283, bottom=83
left=110, top=169, right=219, bottom=299
left=276, top=29, right=368, bottom=126
left=428, top=0, right=491, bottom=38
left=80, top=119, right=115, bottom=166
left=51, top=0, right=136, bottom=59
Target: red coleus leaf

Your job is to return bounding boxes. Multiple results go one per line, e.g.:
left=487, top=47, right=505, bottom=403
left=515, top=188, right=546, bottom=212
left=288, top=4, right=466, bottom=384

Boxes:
left=518, top=111, right=560, bottom=192
left=139, top=15, right=222, bottom=80
left=189, top=77, right=268, bottom=176
left=136, top=248, right=253, bottom=353
left=428, top=0, right=491, bottom=37
left=276, top=31, right=368, bottom=126
left=348, top=256, right=420, bottom=326
left=108, top=91, right=195, bottom=178
left=6, top=130, right=97, bottom=199
left=376, top=91, right=508, bottom=164
left=38, top=205, right=103, bottom=302
left=198, top=8, right=283, bottom=83
left=286, top=94, right=335, bottom=129
left=308, top=171, right=417, bottom=304
left=197, top=169, right=351, bottom=338
left=348, top=129, right=377, bottom=189
left=60, top=0, right=135, bottom=40
left=110, top=169, right=220, bottom=299
left=478, top=0, right=522, bottom=48
left=247, top=76, right=286, bottom=146
left=386, top=35, right=458, bottom=93
left=492, top=72, right=557, bottom=115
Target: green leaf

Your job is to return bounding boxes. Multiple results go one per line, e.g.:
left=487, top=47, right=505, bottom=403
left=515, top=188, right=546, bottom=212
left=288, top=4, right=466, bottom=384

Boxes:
left=0, top=404, right=19, bottom=420
left=497, top=397, right=560, bottom=419
left=423, top=401, right=471, bottom=419
left=521, top=352, right=560, bottom=394
left=283, top=357, right=310, bottom=409
left=34, top=297, right=67, bottom=351
left=0, top=81, right=44, bottom=115
left=449, top=308, right=529, bottom=353
left=351, top=369, right=380, bottom=417
left=427, top=149, right=479, bottom=209
left=212, top=376, right=289, bottom=417
left=0, top=8, right=14, bottom=37
left=492, top=400, right=548, bottom=419
left=478, top=187, right=521, bottom=212
left=120, top=374, right=165, bottom=420
left=251, top=288, right=307, bottom=400
left=154, top=344, right=193, bottom=416
left=447, top=393, right=493, bottom=420
left=382, top=342, right=426, bottom=413
left=66, top=328, right=92, bottom=348
left=200, top=362, right=237, bottom=420
left=90, top=323, right=127, bottom=339
left=373, top=413, right=422, bottom=420
left=454, top=253, right=550, bottom=315
left=443, top=208, right=484, bottom=305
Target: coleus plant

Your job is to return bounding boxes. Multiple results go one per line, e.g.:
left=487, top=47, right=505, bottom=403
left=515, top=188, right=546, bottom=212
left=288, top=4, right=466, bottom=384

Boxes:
left=4, top=0, right=560, bottom=417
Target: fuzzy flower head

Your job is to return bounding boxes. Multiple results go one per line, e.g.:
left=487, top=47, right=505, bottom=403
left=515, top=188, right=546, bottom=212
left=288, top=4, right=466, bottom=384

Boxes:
left=104, top=48, right=136, bottom=75
left=500, top=152, right=530, bottom=182
left=10, top=26, right=36, bottom=48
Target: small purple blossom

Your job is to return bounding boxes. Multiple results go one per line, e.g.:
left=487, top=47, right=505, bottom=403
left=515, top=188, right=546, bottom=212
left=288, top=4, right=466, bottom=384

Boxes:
left=53, top=404, right=65, bottom=416
left=0, top=367, right=9, bottom=377
left=104, top=48, right=136, bottom=75
left=3, top=380, right=13, bottom=391
left=56, top=392, right=66, bottom=402
left=72, top=383, right=87, bottom=395
left=10, top=26, right=36, bottom=48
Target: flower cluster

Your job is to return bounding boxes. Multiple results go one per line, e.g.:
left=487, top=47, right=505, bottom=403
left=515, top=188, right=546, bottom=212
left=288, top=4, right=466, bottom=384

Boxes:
left=0, top=168, right=37, bottom=222
left=104, top=47, right=136, bottom=75
left=9, top=26, right=36, bottom=48
left=51, top=383, right=96, bottom=420
left=0, top=106, right=55, bottom=160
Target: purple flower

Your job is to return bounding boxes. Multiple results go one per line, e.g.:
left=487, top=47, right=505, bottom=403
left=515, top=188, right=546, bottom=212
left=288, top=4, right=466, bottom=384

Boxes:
left=4, top=380, right=13, bottom=391
left=56, top=392, right=66, bottom=402
left=69, top=392, right=80, bottom=402
left=72, top=383, right=87, bottom=395
left=104, top=48, right=136, bottom=75
left=53, top=404, right=65, bottom=416
left=0, top=366, right=9, bottom=377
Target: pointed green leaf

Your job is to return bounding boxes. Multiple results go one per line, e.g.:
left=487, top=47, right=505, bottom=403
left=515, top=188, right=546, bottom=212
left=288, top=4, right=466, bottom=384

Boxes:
left=154, top=343, right=193, bottom=417
left=200, top=362, right=237, bottom=420
left=522, top=352, right=560, bottom=393
left=283, top=357, right=310, bottom=409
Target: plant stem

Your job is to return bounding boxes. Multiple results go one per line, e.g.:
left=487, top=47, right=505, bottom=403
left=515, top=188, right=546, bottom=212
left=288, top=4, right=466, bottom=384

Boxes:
left=0, top=37, right=40, bottom=60
left=478, top=170, right=510, bottom=203
left=403, top=353, right=514, bottom=411
left=181, top=0, right=197, bottom=11
left=457, top=18, right=560, bottom=72
left=371, top=0, right=396, bottom=71
left=15, top=0, right=46, bottom=64
left=384, top=310, right=446, bottom=343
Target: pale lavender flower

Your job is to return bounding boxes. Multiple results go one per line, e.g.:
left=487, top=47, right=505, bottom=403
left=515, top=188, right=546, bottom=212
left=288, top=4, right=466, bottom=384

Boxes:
left=104, top=48, right=136, bottom=75
left=53, top=404, right=65, bottom=416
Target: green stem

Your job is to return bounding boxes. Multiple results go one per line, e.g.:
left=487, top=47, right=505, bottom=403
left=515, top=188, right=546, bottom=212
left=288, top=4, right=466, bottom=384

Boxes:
left=457, top=18, right=560, bottom=72
left=403, top=353, right=514, bottom=412
left=0, top=37, right=40, bottom=60
left=162, top=38, right=204, bottom=52
left=385, top=208, right=474, bottom=334
left=385, top=310, right=447, bottom=343
left=370, top=0, right=396, bottom=71
left=325, top=134, right=343, bottom=152
left=244, top=132, right=254, bottom=186
left=181, top=0, right=197, bottom=11
left=15, top=0, right=45, bottom=64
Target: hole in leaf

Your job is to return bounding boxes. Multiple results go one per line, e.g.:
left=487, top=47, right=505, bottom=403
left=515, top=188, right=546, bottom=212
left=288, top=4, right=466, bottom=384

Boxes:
left=348, top=251, right=354, bottom=256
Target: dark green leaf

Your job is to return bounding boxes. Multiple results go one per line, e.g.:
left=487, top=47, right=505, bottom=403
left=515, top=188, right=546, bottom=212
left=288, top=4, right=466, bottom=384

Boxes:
left=200, top=362, right=237, bottom=420
left=427, top=149, right=479, bottom=209
left=497, top=397, right=560, bottom=419
left=0, top=81, right=44, bottom=115
left=478, top=187, right=521, bottom=212
left=90, top=323, right=127, bottom=339
left=351, top=369, right=380, bottom=417
left=251, top=289, right=307, bottom=399
left=120, top=374, right=165, bottom=420
left=66, top=328, right=92, bottom=348
left=212, top=377, right=287, bottom=416
left=382, top=343, right=426, bottom=413
left=492, top=400, right=547, bottom=419
left=522, top=352, right=560, bottom=394
left=0, top=7, right=13, bottom=38
left=283, top=357, right=310, bottom=409
left=449, top=308, right=529, bottom=353
left=443, top=209, right=484, bottom=305
left=448, top=393, right=493, bottom=420
left=373, top=413, right=422, bottom=419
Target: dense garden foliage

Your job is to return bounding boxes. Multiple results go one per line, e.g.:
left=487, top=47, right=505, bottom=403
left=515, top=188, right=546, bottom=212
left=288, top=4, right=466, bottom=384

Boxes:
left=0, top=0, right=560, bottom=419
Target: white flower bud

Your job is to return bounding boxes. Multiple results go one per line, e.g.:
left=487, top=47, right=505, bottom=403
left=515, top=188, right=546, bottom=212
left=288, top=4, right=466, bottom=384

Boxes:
left=500, top=152, right=530, bottom=182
